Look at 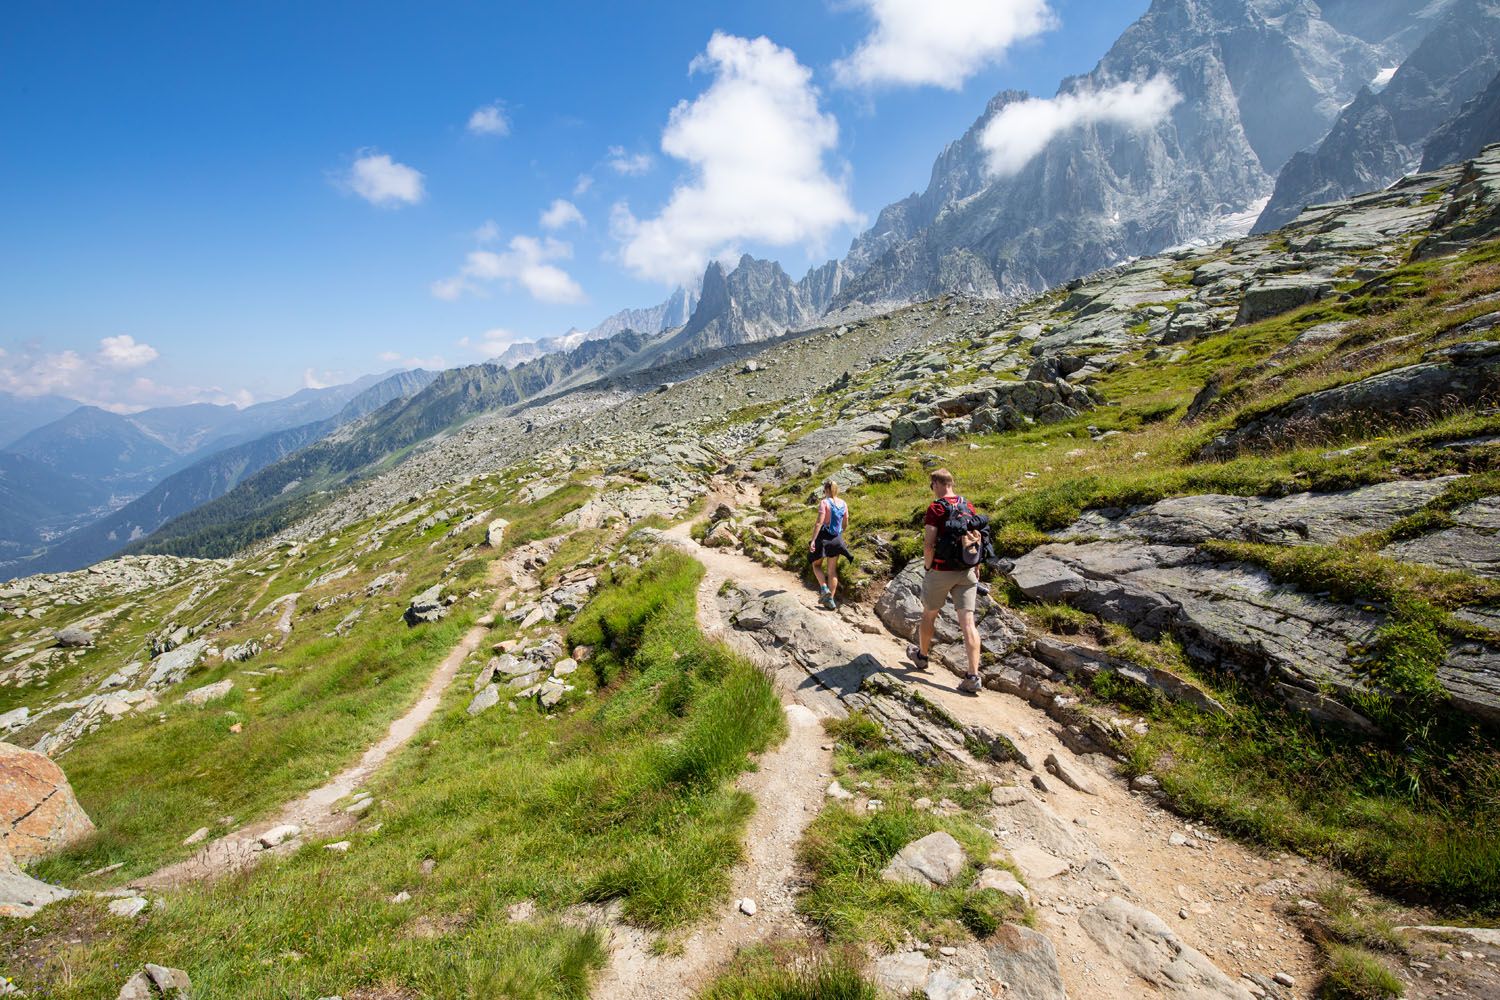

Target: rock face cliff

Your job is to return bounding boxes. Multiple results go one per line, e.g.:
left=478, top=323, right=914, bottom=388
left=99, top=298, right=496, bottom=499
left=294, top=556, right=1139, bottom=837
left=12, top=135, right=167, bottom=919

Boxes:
left=651, top=255, right=849, bottom=362
left=832, top=0, right=1440, bottom=309
left=1255, top=0, right=1500, bottom=232
left=1424, top=71, right=1500, bottom=169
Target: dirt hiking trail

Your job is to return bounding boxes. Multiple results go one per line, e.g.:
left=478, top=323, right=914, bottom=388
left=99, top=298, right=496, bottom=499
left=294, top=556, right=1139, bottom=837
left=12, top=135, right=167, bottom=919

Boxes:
left=126, top=548, right=540, bottom=891
left=656, top=513, right=1322, bottom=1000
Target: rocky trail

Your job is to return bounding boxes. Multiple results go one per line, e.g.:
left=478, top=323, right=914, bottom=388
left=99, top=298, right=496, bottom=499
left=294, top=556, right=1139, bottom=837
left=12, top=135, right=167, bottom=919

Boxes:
left=653, top=508, right=1325, bottom=1000
left=123, top=548, right=539, bottom=892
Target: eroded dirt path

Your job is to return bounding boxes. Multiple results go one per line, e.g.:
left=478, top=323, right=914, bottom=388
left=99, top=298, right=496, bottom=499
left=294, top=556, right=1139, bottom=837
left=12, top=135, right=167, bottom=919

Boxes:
left=664, top=519, right=1323, bottom=1000
left=126, top=551, right=535, bottom=891
left=588, top=531, right=835, bottom=1000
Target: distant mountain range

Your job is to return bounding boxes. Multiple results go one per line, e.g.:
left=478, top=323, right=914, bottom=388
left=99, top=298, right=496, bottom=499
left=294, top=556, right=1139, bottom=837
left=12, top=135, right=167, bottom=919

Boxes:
left=0, top=370, right=435, bottom=579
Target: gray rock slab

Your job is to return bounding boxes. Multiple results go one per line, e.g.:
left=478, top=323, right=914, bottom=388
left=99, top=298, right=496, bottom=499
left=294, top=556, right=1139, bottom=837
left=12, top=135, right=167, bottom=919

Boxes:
left=1010, top=541, right=1392, bottom=728
left=1068, top=480, right=1456, bottom=547
left=985, top=924, right=1068, bottom=1000
left=1081, top=897, right=1255, bottom=999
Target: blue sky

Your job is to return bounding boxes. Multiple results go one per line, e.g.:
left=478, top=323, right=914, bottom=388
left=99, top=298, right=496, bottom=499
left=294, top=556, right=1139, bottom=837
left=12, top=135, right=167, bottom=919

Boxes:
left=0, top=0, right=1147, bottom=410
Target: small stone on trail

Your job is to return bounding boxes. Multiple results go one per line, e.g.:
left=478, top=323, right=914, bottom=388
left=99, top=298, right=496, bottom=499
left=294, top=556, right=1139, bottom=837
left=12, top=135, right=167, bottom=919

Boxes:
left=1130, top=774, right=1161, bottom=792
left=1273, top=973, right=1296, bottom=987
left=738, top=897, right=757, bottom=916
left=258, top=824, right=300, bottom=848
left=826, top=780, right=854, bottom=799
left=1031, top=774, right=1051, bottom=793
left=182, top=827, right=209, bottom=846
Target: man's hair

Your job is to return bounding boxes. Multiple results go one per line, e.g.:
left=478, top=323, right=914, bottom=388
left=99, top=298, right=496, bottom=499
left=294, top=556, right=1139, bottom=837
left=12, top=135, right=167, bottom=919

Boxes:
left=930, top=468, right=955, bottom=488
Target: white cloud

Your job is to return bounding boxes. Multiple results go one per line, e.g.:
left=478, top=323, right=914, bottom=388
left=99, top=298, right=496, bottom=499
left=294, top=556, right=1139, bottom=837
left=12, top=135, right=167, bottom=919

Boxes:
left=834, top=0, right=1056, bottom=90
left=980, top=76, right=1182, bottom=177
left=467, top=102, right=511, bottom=136
left=457, top=328, right=519, bottom=357
left=607, top=146, right=654, bottom=175
left=342, top=150, right=426, bottom=207
left=573, top=174, right=594, bottom=196
left=98, top=334, right=159, bottom=369
left=432, top=234, right=586, bottom=304
left=473, top=219, right=501, bottom=244
left=614, top=32, right=861, bottom=285
left=302, top=368, right=334, bottom=389
left=0, top=339, right=254, bottom=410
left=540, top=198, right=585, bottom=230
left=378, top=350, right=447, bottom=368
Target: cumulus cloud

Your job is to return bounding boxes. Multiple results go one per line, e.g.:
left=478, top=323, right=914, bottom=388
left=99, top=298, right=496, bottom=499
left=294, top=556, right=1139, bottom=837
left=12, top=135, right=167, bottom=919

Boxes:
left=432, top=234, right=586, bottom=304
left=614, top=32, right=860, bottom=285
left=980, top=76, right=1181, bottom=177
left=342, top=150, right=426, bottom=207
left=607, top=146, right=654, bottom=175
left=0, top=338, right=252, bottom=410
left=377, top=350, right=447, bottom=368
left=834, top=0, right=1056, bottom=90
left=98, top=334, right=159, bottom=369
left=457, top=328, right=519, bottom=357
left=540, top=199, right=585, bottom=230
left=467, top=102, right=510, bottom=136
left=573, top=174, right=594, bottom=196
left=473, top=219, right=501, bottom=244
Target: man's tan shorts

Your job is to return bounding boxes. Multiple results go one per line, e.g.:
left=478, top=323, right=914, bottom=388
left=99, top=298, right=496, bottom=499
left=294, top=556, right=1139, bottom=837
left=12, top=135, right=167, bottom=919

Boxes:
left=921, top=567, right=978, bottom=613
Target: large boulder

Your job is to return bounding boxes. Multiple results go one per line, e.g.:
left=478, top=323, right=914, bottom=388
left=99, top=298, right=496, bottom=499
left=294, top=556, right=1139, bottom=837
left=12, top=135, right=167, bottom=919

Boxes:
left=881, top=830, right=966, bottom=886
left=404, top=585, right=448, bottom=627
left=54, top=626, right=95, bottom=648
left=1, top=741, right=96, bottom=864
left=486, top=518, right=510, bottom=548
left=1234, top=274, right=1334, bottom=325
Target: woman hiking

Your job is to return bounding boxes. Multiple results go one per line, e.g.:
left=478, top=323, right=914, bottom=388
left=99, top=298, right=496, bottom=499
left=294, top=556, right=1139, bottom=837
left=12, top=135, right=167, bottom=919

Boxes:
left=809, top=479, right=852, bottom=610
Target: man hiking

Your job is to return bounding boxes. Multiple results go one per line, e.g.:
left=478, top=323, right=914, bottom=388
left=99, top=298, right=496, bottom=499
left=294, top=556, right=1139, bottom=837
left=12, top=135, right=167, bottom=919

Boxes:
left=809, top=478, right=851, bottom=610
left=907, top=468, right=984, bottom=694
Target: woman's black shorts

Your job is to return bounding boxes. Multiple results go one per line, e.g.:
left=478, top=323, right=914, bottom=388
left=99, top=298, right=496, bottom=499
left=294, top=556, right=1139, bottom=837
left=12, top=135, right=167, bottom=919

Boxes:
left=813, top=529, right=852, bottom=559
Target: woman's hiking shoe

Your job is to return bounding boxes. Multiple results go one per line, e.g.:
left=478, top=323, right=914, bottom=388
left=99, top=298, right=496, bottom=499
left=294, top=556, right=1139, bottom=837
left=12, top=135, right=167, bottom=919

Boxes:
left=958, top=674, right=983, bottom=694
left=906, top=644, right=930, bottom=670
left=823, top=593, right=837, bottom=611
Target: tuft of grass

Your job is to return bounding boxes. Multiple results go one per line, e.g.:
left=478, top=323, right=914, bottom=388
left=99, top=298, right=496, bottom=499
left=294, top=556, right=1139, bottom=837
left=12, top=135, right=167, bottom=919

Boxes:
left=699, top=945, right=879, bottom=1000
left=798, top=716, right=1024, bottom=947
left=1320, top=945, right=1405, bottom=999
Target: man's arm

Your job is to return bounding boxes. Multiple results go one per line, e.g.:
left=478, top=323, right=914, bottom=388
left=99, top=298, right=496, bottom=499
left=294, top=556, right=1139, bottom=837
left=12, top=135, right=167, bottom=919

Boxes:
left=923, top=524, right=937, bottom=570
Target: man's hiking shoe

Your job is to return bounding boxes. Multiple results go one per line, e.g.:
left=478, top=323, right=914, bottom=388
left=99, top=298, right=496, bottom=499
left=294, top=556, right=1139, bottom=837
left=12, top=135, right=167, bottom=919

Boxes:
left=906, top=644, right=930, bottom=670
left=958, top=674, right=983, bottom=694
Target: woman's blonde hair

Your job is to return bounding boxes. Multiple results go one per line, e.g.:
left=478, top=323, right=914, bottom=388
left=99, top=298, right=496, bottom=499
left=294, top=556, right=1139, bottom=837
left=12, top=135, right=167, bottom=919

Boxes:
left=822, top=478, right=839, bottom=498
